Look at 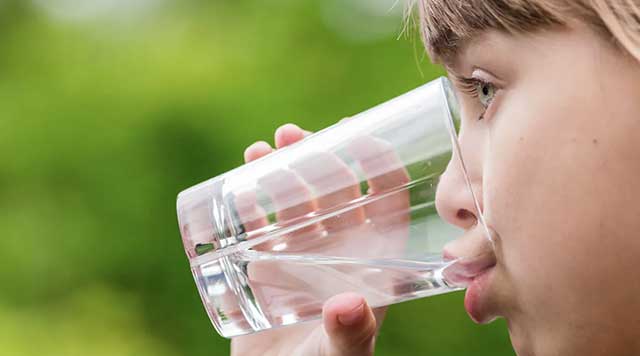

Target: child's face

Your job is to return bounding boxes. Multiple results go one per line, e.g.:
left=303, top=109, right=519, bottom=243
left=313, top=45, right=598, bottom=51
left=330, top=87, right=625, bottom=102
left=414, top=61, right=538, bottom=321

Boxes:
left=438, top=23, right=640, bottom=355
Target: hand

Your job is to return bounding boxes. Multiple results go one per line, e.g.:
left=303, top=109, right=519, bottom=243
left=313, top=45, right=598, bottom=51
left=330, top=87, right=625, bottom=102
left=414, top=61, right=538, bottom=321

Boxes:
left=231, top=123, right=410, bottom=356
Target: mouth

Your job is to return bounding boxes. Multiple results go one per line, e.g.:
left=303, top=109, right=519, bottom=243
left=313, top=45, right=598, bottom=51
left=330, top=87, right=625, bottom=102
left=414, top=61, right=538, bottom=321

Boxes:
left=442, top=251, right=498, bottom=324
left=463, top=264, right=497, bottom=323
left=441, top=224, right=499, bottom=324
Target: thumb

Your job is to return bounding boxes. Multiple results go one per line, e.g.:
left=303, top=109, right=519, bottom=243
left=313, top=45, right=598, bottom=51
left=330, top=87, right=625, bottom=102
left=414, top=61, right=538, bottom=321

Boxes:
left=321, top=293, right=378, bottom=356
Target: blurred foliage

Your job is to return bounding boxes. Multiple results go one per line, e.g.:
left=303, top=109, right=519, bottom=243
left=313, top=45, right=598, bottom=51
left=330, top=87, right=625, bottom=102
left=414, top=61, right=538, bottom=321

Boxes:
left=0, top=1, right=513, bottom=355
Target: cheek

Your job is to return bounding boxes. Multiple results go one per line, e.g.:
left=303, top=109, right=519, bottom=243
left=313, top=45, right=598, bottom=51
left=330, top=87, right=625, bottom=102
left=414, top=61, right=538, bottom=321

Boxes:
left=483, top=86, right=640, bottom=324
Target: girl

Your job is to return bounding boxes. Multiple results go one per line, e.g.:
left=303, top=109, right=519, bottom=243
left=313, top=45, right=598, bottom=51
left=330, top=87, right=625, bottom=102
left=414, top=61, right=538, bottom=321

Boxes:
left=232, top=1, right=640, bottom=355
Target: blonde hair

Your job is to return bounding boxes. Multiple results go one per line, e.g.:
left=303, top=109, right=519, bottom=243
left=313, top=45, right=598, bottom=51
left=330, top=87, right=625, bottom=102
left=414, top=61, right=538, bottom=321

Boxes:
left=413, top=0, right=640, bottom=64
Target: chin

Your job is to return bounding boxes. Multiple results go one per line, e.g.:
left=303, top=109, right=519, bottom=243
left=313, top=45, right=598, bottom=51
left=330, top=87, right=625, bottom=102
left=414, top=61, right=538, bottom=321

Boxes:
left=507, top=320, right=536, bottom=356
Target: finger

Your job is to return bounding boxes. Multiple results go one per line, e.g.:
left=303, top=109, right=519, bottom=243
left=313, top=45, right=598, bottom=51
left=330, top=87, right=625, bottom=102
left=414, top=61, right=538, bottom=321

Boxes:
left=275, top=123, right=307, bottom=149
left=259, top=169, right=317, bottom=224
left=258, top=168, right=323, bottom=251
left=233, top=190, right=269, bottom=236
left=291, top=152, right=365, bottom=233
left=238, top=140, right=273, bottom=242
left=240, top=133, right=319, bottom=320
left=244, top=141, right=273, bottom=163
left=347, top=136, right=411, bottom=228
left=235, top=187, right=311, bottom=320
left=321, top=293, right=378, bottom=356
left=221, top=143, right=271, bottom=327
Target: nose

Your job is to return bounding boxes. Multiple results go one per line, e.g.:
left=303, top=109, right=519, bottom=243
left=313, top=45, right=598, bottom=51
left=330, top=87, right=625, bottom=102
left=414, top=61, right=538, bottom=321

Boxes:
left=435, top=156, right=482, bottom=231
left=435, top=145, right=496, bottom=281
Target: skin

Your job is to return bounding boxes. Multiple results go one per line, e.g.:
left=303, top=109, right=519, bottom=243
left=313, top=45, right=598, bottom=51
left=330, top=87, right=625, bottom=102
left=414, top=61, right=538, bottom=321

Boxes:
left=232, top=21, right=640, bottom=356
left=447, top=23, right=640, bottom=356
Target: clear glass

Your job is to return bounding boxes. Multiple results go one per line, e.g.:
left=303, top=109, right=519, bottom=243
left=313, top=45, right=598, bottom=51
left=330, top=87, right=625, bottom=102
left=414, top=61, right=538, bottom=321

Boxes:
left=176, top=77, right=490, bottom=338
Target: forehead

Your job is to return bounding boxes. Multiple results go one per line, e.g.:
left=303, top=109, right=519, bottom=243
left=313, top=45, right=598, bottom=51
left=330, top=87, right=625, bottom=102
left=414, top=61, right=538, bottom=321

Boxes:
left=446, top=21, right=604, bottom=79
left=419, top=0, right=566, bottom=65
left=443, top=31, right=518, bottom=78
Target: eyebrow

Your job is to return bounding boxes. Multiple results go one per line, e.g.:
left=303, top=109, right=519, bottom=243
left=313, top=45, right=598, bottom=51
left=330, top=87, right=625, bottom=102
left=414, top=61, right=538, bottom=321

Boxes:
left=436, top=39, right=475, bottom=79
left=437, top=31, right=502, bottom=79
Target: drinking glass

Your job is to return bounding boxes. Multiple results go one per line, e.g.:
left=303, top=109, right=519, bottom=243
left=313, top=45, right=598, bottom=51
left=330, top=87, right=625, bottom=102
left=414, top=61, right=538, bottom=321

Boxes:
left=176, top=77, right=492, bottom=338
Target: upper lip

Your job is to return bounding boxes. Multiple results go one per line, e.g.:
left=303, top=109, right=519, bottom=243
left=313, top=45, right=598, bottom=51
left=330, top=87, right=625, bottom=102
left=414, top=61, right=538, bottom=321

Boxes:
left=442, top=251, right=497, bottom=287
left=442, top=223, right=498, bottom=286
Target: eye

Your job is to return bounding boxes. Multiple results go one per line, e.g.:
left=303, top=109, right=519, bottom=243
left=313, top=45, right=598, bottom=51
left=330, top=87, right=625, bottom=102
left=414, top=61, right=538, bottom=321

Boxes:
left=454, top=74, right=501, bottom=121
left=476, top=80, right=496, bottom=109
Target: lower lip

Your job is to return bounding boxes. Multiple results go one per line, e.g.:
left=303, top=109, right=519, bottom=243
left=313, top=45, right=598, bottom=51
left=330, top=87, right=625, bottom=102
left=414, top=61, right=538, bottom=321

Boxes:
left=464, top=267, right=496, bottom=323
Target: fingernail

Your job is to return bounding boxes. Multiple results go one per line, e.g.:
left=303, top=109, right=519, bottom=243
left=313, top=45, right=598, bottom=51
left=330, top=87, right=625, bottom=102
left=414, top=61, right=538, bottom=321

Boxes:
left=337, top=302, right=364, bottom=326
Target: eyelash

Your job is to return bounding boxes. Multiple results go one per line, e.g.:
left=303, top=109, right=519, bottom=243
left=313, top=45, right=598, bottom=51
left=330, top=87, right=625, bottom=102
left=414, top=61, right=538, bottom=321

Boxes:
left=458, top=77, right=494, bottom=121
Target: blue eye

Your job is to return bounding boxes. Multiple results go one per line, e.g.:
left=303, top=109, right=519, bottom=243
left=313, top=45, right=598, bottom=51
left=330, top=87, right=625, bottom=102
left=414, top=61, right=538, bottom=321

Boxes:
left=476, top=81, right=496, bottom=108
left=456, top=75, right=499, bottom=121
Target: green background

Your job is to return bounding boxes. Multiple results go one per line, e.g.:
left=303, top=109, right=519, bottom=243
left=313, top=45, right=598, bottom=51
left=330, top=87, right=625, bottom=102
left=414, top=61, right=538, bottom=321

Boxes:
left=0, top=1, right=513, bottom=355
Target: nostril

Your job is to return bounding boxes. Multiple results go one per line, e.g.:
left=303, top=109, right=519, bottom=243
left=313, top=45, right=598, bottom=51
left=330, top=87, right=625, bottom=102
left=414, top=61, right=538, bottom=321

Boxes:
left=456, top=209, right=476, bottom=221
